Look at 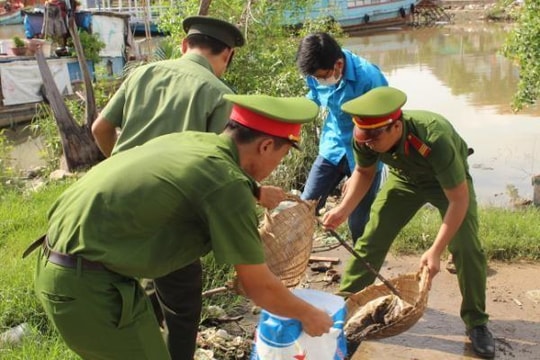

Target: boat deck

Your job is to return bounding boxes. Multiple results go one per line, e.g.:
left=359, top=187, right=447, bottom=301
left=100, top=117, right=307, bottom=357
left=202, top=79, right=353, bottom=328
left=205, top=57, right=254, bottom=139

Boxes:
left=82, top=0, right=169, bottom=35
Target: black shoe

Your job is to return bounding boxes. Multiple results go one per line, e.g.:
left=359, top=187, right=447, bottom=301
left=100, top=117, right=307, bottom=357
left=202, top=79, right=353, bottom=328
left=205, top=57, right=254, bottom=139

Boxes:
left=467, top=325, right=495, bottom=359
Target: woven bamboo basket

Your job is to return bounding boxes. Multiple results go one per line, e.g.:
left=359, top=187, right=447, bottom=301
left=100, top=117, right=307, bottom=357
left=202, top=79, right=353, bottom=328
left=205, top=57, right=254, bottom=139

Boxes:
left=233, top=197, right=317, bottom=295
left=345, top=266, right=430, bottom=340
left=260, top=197, right=318, bottom=287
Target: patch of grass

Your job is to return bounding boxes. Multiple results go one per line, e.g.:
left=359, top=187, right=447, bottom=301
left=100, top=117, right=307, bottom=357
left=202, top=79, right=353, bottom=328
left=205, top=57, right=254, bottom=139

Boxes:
left=394, top=205, right=540, bottom=261
left=0, top=130, right=24, bottom=195
left=478, top=206, right=540, bottom=260
left=200, top=255, right=242, bottom=322
left=0, top=180, right=74, bottom=358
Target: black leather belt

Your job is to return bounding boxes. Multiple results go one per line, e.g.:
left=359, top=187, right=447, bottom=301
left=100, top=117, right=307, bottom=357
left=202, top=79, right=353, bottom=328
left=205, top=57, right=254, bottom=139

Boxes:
left=22, top=234, right=107, bottom=271
left=43, top=241, right=107, bottom=271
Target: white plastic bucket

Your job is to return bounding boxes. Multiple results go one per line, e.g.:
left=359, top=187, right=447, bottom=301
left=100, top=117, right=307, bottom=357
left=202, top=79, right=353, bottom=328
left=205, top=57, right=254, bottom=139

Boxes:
left=251, top=289, right=347, bottom=360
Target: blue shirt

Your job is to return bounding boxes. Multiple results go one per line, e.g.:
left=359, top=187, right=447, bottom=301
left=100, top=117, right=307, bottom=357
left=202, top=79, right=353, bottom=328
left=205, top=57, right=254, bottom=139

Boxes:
left=306, top=49, right=388, bottom=172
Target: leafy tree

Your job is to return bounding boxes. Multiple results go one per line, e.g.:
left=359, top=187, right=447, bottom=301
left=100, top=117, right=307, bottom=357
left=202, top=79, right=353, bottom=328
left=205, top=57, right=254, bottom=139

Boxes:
left=66, top=30, right=106, bottom=64
left=502, top=0, right=540, bottom=111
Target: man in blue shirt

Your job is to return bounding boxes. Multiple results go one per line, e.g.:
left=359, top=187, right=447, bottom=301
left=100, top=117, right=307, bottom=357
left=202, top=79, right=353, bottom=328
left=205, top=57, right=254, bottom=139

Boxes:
left=296, top=32, right=388, bottom=243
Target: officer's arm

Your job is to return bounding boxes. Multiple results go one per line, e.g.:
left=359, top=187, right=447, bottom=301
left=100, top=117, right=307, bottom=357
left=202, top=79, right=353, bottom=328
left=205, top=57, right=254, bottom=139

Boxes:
left=322, top=163, right=376, bottom=230
left=420, top=180, right=469, bottom=280
left=91, top=114, right=117, bottom=157
left=235, top=263, right=333, bottom=337
left=434, top=180, right=469, bottom=255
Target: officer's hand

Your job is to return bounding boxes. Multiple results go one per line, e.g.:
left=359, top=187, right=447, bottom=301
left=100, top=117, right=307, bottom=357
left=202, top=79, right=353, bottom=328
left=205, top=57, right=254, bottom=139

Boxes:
left=321, top=207, right=347, bottom=231
left=300, top=307, right=333, bottom=337
left=419, top=249, right=441, bottom=288
left=257, top=186, right=286, bottom=209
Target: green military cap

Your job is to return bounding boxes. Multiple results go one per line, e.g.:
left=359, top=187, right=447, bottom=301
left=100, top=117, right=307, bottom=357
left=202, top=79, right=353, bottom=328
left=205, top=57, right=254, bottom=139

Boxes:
left=342, top=86, right=407, bottom=130
left=223, top=94, right=318, bottom=149
left=183, top=15, right=245, bottom=48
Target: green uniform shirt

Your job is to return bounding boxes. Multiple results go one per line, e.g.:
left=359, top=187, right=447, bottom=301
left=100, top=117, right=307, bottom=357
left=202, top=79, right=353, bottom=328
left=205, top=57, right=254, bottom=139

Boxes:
left=101, top=54, right=234, bottom=155
left=353, top=110, right=470, bottom=188
left=46, top=132, right=264, bottom=278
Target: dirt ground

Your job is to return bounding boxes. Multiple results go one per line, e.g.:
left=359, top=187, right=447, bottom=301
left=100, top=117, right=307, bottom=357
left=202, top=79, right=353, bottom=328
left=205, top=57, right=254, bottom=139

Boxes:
left=302, top=245, right=540, bottom=360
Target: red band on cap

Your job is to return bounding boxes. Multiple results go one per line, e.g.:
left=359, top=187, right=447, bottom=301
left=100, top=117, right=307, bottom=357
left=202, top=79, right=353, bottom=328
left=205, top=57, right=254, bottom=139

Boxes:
left=230, top=105, right=301, bottom=141
left=352, top=109, right=402, bottom=129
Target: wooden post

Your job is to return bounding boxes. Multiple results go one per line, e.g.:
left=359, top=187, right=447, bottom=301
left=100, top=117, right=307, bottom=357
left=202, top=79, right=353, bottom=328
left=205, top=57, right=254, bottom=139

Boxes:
left=35, top=46, right=104, bottom=171
left=198, top=0, right=212, bottom=15
left=532, top=175, right=540, bottom=206
left=66, top=2, right=98, bottom=127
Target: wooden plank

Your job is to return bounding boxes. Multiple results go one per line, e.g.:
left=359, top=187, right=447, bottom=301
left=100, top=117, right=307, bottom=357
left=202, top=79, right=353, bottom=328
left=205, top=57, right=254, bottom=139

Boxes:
left=308, top=255, right=341, bottom=264
left=0, top=104, right=38, bottom=128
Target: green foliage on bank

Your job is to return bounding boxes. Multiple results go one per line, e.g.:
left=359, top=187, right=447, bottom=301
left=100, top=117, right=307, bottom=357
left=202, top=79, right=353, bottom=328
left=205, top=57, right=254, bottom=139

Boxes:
left=0, top=130, right=15, bottom=191
left=502, top=0, right=540, bottom=111
left=66, top=30, right=106, bottom=64
left=394, top=204, right=540, bottom=260
left=0, top=180, right=77, bottom=359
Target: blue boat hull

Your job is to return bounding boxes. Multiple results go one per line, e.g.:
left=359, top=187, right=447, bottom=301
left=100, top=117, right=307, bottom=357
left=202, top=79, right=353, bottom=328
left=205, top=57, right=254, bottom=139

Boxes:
left=286, top=0, right=419, bottom=33
left=130, top=22, right=168, bottom=36
left=0, top=10, right=23, bottom=26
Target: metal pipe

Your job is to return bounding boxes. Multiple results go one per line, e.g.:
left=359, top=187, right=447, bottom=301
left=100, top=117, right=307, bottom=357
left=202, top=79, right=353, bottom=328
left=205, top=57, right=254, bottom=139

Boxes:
left=325, top=228, right=402, bottom=298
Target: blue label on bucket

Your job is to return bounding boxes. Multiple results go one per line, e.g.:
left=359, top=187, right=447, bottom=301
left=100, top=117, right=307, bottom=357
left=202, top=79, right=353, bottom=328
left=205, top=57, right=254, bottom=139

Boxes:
left=251, top=289, right=347, bottom=360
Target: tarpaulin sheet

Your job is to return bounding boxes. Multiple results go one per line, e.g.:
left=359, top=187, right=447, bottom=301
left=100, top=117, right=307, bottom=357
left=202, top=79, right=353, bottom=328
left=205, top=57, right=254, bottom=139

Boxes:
left=0, top=59, right=72, bottom=106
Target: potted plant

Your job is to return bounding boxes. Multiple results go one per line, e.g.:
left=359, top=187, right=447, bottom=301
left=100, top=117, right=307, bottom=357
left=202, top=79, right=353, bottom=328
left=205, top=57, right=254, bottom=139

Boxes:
left=11, top=36, right=27, bottom=56
left=66, top=30, right=106, bottom=63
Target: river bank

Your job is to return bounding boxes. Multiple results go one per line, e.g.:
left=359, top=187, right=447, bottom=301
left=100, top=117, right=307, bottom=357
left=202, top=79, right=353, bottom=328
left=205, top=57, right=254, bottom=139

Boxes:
left=443, top=0, right=519, bottom=23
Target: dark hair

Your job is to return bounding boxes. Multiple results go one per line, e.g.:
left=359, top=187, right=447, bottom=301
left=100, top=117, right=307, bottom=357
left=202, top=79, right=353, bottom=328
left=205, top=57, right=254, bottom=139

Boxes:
left=225, top=120, right=291, bottom=149
left=186, top=33, right=230, bottom=55
left=296, top=32, right=343, bottom=76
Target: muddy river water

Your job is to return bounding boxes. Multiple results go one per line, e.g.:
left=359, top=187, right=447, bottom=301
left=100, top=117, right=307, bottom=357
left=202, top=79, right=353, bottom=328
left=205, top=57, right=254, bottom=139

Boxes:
left=345, top=22, right=540, bottom=207
left=3, top=21, right=539, bottom=207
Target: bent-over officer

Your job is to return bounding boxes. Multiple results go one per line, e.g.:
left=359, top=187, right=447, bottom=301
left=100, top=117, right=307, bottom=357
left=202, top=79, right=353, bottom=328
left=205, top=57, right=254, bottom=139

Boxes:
left=91, top=15, right=287, bottom=358
left=29, top=94, right=334, bottom=359
left=322, top=87, right=495, bottom=359
left=92, top=15, right=244, bottom=157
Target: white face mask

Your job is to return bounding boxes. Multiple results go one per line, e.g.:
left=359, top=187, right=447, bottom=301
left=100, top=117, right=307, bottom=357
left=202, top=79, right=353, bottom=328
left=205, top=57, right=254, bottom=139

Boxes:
left=314, top=65, right=342, bottom=86
left=317, top=73, right=341, bottom=86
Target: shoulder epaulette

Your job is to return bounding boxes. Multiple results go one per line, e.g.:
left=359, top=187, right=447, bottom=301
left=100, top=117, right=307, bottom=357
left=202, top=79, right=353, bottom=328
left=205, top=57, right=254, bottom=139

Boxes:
left=406, top=133, right=431, bottom=158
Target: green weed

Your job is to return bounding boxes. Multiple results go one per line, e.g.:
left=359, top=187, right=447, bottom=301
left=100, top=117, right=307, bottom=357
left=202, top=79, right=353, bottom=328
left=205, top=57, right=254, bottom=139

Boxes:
left=0, top=181, right=75, bottom=358
left=394, top=205, right=540, bottom=260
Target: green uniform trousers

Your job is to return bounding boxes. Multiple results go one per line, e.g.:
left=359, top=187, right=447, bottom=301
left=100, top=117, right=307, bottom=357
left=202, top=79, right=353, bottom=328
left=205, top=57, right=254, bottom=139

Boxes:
left=340, top=173, right=489, bottom=328
left=34, top=250, right=170, bottom=360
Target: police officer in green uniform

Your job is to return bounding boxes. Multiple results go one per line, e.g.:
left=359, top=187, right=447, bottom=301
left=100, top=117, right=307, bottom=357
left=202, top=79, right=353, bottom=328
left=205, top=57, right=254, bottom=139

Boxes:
left=32, top=94, right=334, bottom=360
left=92, top=15, right=244, bottom=157
left=323, top=87, right=495, bottom=359
left=91, top=16, right=286, bottom=359
left=91, top=16, right=245, bottom=358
